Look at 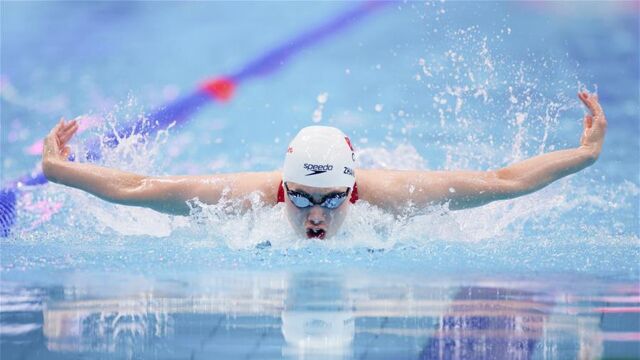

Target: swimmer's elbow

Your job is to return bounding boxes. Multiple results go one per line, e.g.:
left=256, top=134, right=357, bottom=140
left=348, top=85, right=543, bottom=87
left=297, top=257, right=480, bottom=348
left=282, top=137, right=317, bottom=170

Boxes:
left=115, top=177, right=192, bottom=216
left=100, top=176, right=147, bottom=205
left=104, top=176, right=152, bottom=205
left=451, top=168, right=553, bottom=210
left=493, top=169, right=533, bottom=199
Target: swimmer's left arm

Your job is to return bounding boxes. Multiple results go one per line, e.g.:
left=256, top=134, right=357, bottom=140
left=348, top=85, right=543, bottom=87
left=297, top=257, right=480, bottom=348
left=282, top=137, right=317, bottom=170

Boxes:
left=42, top=119, right=282, bottom=215
left=357, top=91, right=606, bottom=212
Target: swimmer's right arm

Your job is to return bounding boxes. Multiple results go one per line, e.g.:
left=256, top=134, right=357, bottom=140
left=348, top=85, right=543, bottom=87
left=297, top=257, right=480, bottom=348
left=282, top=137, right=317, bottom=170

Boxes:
left=42, top=119, right=281, bottom=215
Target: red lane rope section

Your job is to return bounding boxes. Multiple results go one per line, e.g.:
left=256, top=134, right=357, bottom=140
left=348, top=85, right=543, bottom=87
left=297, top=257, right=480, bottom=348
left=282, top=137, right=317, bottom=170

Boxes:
left=201, top=78, right=236, bottom=101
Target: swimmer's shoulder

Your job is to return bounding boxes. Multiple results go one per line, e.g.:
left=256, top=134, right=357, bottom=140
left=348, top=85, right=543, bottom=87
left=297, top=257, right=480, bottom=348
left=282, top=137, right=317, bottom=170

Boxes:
left=256, top=170, right=282, bottom=205
left=355, top=169, right=398, bottom=204
left=355, top=168, right=433, bottom=209
left=234, top=170, right=282, bottom=205
left=183, top=170, right=282, bottom=206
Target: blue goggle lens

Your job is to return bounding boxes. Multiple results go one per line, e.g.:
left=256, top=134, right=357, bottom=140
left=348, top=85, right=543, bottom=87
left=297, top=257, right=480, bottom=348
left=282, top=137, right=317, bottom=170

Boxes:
left=285, top=184, right=350, bottom=209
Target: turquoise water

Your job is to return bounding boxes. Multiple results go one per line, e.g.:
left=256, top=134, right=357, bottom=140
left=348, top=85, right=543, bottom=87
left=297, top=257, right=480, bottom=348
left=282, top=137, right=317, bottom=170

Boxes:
left=1, top=1, right=639, bottom=359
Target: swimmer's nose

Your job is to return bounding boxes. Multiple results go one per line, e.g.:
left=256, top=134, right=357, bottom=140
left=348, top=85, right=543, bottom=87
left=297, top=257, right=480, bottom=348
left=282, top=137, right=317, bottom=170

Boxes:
left=307, top=206, right=326, bottom=225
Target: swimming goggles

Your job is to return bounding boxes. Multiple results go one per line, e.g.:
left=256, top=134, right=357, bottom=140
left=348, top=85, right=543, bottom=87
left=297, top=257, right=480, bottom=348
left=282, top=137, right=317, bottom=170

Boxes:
left=284, top=182, right=350, bottom=209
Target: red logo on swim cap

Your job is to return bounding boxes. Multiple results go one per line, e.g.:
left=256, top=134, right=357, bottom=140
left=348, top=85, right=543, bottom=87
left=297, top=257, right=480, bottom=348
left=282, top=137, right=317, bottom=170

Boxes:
left=344, top=137, right=354, bottom=151
left=287, top=147, right=293, bottom=154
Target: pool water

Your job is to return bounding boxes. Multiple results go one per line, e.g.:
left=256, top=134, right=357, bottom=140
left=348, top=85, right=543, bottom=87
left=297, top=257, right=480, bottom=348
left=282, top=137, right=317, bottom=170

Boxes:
left=1, top=1, right=639, bottom=359
left=2, top=271, right=638, bottom=359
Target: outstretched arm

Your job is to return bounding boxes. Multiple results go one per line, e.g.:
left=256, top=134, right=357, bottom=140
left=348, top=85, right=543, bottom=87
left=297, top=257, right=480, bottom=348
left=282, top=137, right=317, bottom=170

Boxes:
left=357, top=91, right=607, bottom=212
left=42, top=120, right=281, bottom=215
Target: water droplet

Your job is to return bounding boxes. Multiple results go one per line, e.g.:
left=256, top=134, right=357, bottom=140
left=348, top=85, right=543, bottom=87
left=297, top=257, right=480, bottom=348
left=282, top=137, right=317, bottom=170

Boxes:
left=317, top=92, right=328, bottom=104
left=312, top=109, right=322, bottom=123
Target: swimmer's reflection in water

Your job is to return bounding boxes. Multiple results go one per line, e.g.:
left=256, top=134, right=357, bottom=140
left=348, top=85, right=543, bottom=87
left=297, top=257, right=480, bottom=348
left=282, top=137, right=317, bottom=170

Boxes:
left=31, top=273, right=605, bottom=358
left=42, top=91, right=607, bottom=239
left=281, top=272, right=355, bottom=357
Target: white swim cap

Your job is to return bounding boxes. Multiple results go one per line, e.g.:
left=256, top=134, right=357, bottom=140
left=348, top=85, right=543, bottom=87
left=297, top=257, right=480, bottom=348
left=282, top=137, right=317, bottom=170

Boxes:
left=283, top=126, right=356, bottom=188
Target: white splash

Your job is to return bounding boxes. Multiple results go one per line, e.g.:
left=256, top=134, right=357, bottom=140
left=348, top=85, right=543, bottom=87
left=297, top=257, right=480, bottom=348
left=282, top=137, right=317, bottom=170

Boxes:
left=312, top=92, right=329, bottom=123
left=356, top=144, right=428, bottom=170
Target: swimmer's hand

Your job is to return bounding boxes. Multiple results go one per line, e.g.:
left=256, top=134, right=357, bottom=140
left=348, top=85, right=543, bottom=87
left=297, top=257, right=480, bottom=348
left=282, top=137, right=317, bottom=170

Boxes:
left=578, top=91, right=607, bottom=160
left=42, top=118, right=79, bottom=165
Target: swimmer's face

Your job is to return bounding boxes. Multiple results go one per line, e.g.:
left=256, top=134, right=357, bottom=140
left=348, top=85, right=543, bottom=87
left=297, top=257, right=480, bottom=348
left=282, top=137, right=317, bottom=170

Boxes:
left=283, top=182, right=352, bottom=240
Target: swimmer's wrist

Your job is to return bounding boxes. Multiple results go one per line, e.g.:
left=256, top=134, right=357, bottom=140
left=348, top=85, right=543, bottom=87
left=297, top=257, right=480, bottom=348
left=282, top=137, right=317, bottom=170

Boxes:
left=42, top=157, right=65, bottom=183
left=578, top=144, right=600, bottom=163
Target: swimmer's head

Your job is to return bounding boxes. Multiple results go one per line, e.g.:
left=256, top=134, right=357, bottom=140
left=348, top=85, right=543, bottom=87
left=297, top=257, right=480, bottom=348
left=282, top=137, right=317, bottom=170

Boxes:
left=282, top=126, right=356, bottom=239
left=283, top=126, right=356, bottom=189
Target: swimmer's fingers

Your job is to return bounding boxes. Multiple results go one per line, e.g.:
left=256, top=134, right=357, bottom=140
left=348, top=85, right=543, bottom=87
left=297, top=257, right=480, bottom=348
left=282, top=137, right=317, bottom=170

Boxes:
left=49, top=118, right=67, bottom=147
left=577, top=93, right=607, bottom=156
left=578, top=91, right=604, bottom=118
left=43, top=121, right=63, bottom=160
left=583, top=114, right=593, bottom=130
left=57, top=118, right=76, bottom=134
left=580, top=114, right=593, bottom=147
left=592, top=99, right=607, bottom=133
left=44, top=117, right=75, bottom=160
left=58, top=120, right=79, bottom=145
left=61, top=146, right=71, bottom=159
left=578, top=91, right=607, bottom=133
left=48, top=118, right=64, bottom=136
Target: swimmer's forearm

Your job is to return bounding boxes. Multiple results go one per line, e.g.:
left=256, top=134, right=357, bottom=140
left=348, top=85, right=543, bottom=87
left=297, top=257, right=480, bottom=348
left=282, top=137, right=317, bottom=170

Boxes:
left=43, top=158, right=146, bottom=204
left=432, top=145, right=598, bottom=210
left=43, top=159, right=281, bottom=215
left=497, top=145, right=597, bottom=197
left=44, top=160, right=198, bottom=215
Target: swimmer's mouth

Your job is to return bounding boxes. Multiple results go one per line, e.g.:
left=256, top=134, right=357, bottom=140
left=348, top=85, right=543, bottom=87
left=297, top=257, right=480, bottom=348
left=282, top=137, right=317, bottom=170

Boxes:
left=306, top=228, right=326, bottom=239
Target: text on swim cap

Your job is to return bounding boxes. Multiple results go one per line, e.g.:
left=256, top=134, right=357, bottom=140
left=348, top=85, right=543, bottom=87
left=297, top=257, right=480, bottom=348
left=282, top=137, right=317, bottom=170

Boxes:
left=303, top=163, right=333, bottom=176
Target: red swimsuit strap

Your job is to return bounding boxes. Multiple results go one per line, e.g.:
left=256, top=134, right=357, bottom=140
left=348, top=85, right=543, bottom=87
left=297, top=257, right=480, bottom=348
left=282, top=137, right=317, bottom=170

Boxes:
left=277, top=181, right=285, bottom=203
left=350, top=183, right=359, bottom=204
left=277, top=181, right=358, bottom=204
